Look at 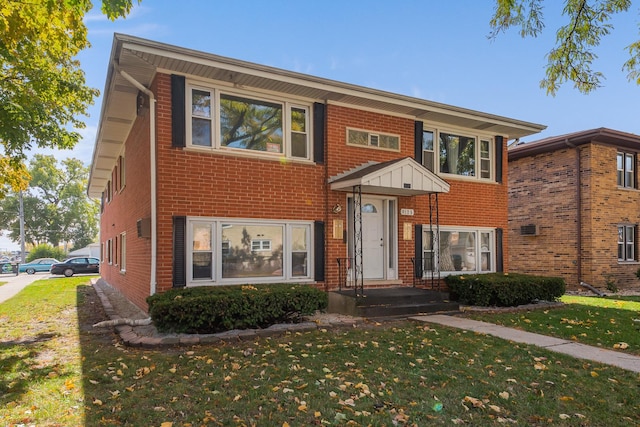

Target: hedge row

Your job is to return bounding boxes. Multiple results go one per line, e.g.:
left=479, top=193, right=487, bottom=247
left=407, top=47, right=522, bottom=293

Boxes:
left=147, top=283, right=328, bottom=334
left=445, top=273, right=566, bottom=307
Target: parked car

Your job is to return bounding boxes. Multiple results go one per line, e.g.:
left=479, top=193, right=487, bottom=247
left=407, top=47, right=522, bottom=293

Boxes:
left=19, top=258, right=60, bottom=274
left=50, top=257, right=100, bottom=277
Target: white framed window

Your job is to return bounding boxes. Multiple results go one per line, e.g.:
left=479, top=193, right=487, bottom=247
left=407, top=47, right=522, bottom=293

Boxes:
left=187, top=218, right=313, bottom=285
left=422, top=226, right=496, bottom=275
left=251, top=239, right=272, bottom=251
left=617, top=152, right=635, bottom=188
left=422, top=130, right=435, bottom=172
left=106, top=239, right=113, bottom=265
left=346, top=128, right=400, bottom=151
left=618, top=225, right=636, bottom=262
left=187, top=83, right=311, bottom=161
left=106, top=180, right=112, bottom=203
left=120, top=232, right=126, bottom=272
left=420, top=127, right=493, bottom=180
left=118, top=154, right=126, bottom=192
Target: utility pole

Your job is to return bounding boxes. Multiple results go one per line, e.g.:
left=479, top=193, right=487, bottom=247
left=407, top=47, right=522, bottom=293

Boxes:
left=19, top=190, right=25, bottom=263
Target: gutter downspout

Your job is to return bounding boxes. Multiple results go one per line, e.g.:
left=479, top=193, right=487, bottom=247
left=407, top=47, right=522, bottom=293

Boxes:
left=113, top=62, right=158, bottom=296
left=565, top=139, right=582, bottom=285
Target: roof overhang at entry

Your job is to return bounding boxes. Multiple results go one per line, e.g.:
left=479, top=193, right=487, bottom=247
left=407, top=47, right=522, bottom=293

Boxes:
left=329, top=157, right=450, bottom=196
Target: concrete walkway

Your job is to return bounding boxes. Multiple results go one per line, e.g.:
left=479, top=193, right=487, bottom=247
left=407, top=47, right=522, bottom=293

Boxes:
left=412, top=314, right=640, bottom=373
left=0, top=273, right=47, bottom=304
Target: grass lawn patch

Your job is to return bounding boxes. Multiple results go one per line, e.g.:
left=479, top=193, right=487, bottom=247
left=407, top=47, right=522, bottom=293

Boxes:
left=2, top=281, right=640, bottom=426
left=467, top=295, right=640, bottom=356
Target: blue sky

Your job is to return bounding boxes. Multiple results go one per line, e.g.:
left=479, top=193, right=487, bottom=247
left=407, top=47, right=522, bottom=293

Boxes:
left=3, top=0, right=640, bottom=251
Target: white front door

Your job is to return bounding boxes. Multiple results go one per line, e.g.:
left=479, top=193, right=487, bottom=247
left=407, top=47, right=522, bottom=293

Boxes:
left=361, top=199, right=385, bottom=279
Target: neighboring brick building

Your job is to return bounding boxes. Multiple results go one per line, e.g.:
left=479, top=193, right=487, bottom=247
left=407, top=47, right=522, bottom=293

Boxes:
left=89, top=34, right=545, bottom=312
left=508, top=128, right=640, bottom=291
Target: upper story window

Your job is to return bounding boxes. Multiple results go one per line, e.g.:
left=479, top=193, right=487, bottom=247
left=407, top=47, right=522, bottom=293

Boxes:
left=187, top=83, right=311, bottom=160
left=616, top=152, right=635, bottom=188
left=421, top=128, right=493, bottom=180
left=347, top=128, right=400, bottom=151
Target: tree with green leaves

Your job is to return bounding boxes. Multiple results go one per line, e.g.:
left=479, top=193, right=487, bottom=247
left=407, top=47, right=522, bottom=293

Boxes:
left=490, top=0, right=640, bottom=94
left=0, top=155, right=99, bottom=251
left=0, top=0, right=139, bottom=198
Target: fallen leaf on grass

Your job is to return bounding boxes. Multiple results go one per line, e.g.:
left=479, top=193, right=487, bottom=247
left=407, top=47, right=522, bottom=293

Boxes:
left=463, top=396, right=485, bottom=408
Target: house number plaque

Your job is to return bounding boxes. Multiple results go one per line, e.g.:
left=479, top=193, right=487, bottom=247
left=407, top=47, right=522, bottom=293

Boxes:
left=400, top=209, right=414, bottom=216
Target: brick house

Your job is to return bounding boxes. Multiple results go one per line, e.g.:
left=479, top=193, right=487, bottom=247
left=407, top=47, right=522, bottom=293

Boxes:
left=508, top=128, right=640, bottom=291
left=88, top=34, right=545, bottom=312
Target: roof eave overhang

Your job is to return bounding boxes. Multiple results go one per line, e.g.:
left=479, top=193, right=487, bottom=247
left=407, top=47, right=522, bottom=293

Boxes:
left=88, top=33, right=545, bottom=197
left=509, top=128, right=640, bottom=160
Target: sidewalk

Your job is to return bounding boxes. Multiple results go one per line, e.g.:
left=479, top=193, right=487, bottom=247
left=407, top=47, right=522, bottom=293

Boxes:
left=0, top=273, right=45, bottom=304
left=412, top=314, right=640, bottom=373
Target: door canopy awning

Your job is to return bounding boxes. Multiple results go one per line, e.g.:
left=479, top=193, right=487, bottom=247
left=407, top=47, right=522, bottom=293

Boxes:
left=329, top=157, right=450, bottom=196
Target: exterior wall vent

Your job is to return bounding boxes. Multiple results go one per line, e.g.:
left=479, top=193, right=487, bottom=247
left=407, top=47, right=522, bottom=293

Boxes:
left=369, top=134, right=379, bottom=147
left=520, top=224, right=538, bottom=236
left=137, top=217, right=151, bottom=238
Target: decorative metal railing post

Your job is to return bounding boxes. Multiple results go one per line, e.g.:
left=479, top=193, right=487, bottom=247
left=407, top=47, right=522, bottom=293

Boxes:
left=434, top=193, right=441, bottom=290
left=428, top=193, right=441, bottom=291
left=352, top=185, right=363, bottom=297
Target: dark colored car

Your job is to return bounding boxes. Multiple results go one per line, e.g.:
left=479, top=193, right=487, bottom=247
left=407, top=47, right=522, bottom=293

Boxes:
left=50, top=257, right=100, bottom=277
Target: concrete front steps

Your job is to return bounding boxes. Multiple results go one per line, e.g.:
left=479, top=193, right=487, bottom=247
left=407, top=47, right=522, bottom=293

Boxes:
left=328, top=287, right=459, bottom=318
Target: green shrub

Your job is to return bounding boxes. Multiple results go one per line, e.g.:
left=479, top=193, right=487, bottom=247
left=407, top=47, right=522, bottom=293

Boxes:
left=147, top=283, right=328, bottom=334
left=445, top=273, right=565, bottom=307
left=26, top=244, right=67, bottom=263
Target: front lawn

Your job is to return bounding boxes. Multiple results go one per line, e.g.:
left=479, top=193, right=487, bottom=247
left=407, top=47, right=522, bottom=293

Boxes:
left=467, top=294, right=640, bottom=356
left=1, top=280, right=639, bottom=426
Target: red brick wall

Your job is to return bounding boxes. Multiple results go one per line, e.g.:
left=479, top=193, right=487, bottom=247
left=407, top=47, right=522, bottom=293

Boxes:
left=99, top=93, right=152, bottom=311
left=154, top=74, right=326, bottom=294
left=101, top=74, right=510, bottom=308
left=325, top=104, right=509, bottom=287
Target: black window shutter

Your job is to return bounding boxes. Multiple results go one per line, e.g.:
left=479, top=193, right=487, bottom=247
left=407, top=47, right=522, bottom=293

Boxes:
left=314, top=221, right=325, bottom=281
left=414, top=224, right=423, bottom=278
left=173, top=216, right=186, bottom=287
left=414, top=121, right=423, bottom=164
left=495, top=136, right=504, bottom=183
left=496, top=227, right=504, bottom=273
left=313, top=103, right=325, bottom=164
left=171, top=75, right=186, bottom=148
